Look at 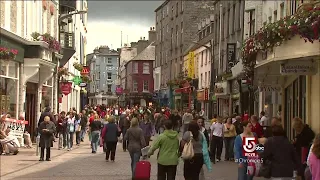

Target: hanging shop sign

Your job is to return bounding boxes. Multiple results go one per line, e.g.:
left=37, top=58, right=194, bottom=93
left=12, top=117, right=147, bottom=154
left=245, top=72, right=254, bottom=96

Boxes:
left=214, top=82, right=229, bottom=96
left=187, top=51, right=195, bottom=78
left=204, top=88, right=209, bottom=101
left=79, top=82, right=87, bottom=87
left=197, top=90, right=204, bottom=101
left=60, top=82, right=72, bottom=96
left=280, top=61, right=317, bottom=75
left=115, top=87, right=123, bottom=95
left=80, top=66, right=90, bottom=76
left=227, top=43, right=236, bottom=71
left=72, top=76, right=82, bottom=86
left=5, top=118, right=29, bottom=138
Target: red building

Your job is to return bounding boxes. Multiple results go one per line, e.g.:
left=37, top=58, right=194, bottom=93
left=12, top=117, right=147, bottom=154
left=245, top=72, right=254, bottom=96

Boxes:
left=125, top=44, right=155, bottom=106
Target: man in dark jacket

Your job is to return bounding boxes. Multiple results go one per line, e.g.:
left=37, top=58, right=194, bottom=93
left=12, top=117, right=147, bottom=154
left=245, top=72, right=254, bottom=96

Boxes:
left=38, top=107, right=55, bottom=127
left=80, top=110, right=88, bottom=142
left=119, top=111, right=130, bottom=151
left=169, top=110, right=181, bottom=132
left=233, top=116, right=243, bottom=135
left=38, top=116, right=56, bottom=161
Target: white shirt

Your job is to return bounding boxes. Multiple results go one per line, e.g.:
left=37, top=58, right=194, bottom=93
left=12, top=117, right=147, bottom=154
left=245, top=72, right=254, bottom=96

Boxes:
left=210, top=122, right=224, bottom=137
left=260, top=116, right=268, bottom=126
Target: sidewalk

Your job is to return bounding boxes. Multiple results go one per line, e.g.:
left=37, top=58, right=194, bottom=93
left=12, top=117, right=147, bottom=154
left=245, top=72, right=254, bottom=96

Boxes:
left=0, top=138, right=88, bottom=177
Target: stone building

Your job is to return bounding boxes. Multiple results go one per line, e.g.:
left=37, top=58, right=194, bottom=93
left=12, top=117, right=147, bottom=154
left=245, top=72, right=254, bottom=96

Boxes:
left=154, top=0, right=215, bottom=108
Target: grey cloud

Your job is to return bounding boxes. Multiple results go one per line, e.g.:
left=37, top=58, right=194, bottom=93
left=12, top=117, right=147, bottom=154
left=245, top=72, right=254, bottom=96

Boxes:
left=88, top=1, right=163, bottom=25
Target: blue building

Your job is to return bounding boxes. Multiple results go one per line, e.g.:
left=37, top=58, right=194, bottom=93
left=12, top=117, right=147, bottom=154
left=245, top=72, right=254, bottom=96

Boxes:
left=87, top=46, right=119, bottom=105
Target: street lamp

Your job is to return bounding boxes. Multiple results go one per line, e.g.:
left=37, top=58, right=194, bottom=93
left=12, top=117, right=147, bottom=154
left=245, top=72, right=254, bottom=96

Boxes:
left=58, top=10, right=88, bottom=23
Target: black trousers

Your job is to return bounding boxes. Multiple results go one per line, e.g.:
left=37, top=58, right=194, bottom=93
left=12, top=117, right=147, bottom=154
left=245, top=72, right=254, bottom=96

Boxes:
left=210, top=135, right=223, bottom=161
left=183, top=153, right=204, bottom=180
left=40, top=147, right=51, bottom=159
left=105, top=141, right=117, bottom=161
left=122, top=127, right=128, bottom=151
left=158, top=163, right=177, bottom=180
left=75, top=131, right=81, bottom=145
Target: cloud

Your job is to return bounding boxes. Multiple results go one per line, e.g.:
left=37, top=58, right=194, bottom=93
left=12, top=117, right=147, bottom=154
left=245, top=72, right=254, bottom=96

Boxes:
left=86, top=21, right=150, bottom=53
left=88, top=1, right=162, bottom=26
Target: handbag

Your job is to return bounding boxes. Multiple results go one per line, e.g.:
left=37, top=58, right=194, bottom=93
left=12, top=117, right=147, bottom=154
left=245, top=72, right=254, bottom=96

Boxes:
left=181, top=131, right=194, bottom=160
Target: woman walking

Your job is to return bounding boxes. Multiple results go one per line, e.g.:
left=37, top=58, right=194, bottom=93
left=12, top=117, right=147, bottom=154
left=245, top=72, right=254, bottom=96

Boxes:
left=234, top=121, right=255, bottom=180
left=124, top=117, right=146, bottom=179
left=75, top=114, right=81, bottom=145
left=140, top=113, right=153, bottom=146
left=90, top=117, right=102, bottom=153
left=308, top=133, right=320, bottom=180
left=66, top=113, right=75, bottom=151
left=223, top=117, right=237, bottom=161
left=101, top=117, right=121, bottom=162
left=180, top=121, right=204, bottom=180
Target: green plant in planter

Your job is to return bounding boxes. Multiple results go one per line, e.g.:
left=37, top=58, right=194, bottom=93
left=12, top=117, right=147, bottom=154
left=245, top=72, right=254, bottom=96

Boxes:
left=31, top=32, right=41, bottom=41
left=81, top=75, right=91, bottom=83
left=0, top=47, right=18, bottom=60
left=58, top=67, right=69, bottom=77
left=73, top=62, right=83, bottom=71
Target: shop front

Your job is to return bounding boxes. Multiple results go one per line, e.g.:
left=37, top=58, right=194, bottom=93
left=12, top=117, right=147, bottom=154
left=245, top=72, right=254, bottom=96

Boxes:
left=125, top=92, right=153, bottom=107
left=196, top=88, right=209, bottom=117
left=0, top=34, right=24, bottom=119
left=215, top=82, right=230, bottom=117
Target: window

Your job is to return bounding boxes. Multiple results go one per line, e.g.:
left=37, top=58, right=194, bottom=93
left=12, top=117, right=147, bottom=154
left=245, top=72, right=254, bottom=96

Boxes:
left=227, top=8, right=230, bottom=36
left=107, top=72, right=112, bottom=80
left=133, top=80, right=138, bottom=92
left=201, top=51, right=204, bottom=66
left=107, top=58, right=112, bottom=63
left=206, top=26, right=211, bottom=35
left=171, top=6, right=174, bottom=18
left=181, top=21, right=183, bottom=33
left=176, top=25, right=179, bottom=46
left=166, top=24, right=169, bottom=33
left=208, top=71, right=211, bottom=86
left=199, top=31, right=202, bottom=40
left=176, top=2, right=178, bottom=16
left=143, top=63, right=150, bottom=74
left=43, top=10, right=47, bottom=33
left=205, top=72, right=207, bottom=87
left=280, top=3, right=285, bottom=19
left=232, top=4, right=236, bottom=32
left=181, top=1, right=184, bottom=12
left=143, top=80, right=149, bottom=92
left=96, top=72, right=100, bottom=80
left=238, top=0, right=242, bottom=29
left=205, top=50, right=208, bottom=65
left=107, top=84, right=112, bottom=92
left=222, top=13, right=225, bottom=39
left=274, top=10, right=278, bottom=22
left=249, top=10, right=255, bottom=36
left=200, top=73, right=203, bottom=88
left=133, top=62, right=138, bottom=73
left=96, top=84, right=100, bottom=91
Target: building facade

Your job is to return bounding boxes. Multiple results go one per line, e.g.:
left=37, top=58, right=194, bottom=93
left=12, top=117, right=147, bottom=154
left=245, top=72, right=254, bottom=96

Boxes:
left=245, top=0, right=320, bottom=136
left=88, top=46, right=119, bottom=105
left=59, top=0, right=88, bottom=113
left=154, top=0, right=215, bottom=108
left=124, top=44, right=155, bottom=107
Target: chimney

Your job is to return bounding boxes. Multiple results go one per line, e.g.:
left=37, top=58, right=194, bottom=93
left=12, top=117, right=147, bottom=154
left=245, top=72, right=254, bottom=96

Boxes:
left=148, top=27, right=156, bottom=43
left=99, top=46, right=110, bottom=53
left=137, top=39, right=149, bottom=54
left=130, top=42, right=138, bottom=48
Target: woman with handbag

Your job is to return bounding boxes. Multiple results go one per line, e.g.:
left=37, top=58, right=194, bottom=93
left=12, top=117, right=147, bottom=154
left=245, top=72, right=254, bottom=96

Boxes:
left=74, top=114, right=82, bottom=145
left=260, top=125, right=301, bottom=180
left=180, top=121, right=204, bottom=180
left=101, top=117, right=121, bottom=162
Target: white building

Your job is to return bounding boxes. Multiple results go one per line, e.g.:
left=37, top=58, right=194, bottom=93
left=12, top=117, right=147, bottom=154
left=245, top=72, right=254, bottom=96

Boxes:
left=59, top=1, right=88, bottom=113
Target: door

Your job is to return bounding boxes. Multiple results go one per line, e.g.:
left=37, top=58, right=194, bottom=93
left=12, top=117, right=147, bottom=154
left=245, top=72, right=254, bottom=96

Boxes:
left=25, top=82, right=37, bottom=142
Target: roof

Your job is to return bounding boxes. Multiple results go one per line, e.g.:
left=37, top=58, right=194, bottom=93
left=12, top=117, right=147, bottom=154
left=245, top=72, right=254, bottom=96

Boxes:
left=183, top=33, right=215, bottom=56
left=155, top=0, right=169, bottom=12
left=131, top=42, right=155, bottom=61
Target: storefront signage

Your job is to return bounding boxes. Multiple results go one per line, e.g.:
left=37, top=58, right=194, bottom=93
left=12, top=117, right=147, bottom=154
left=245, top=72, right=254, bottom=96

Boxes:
left=187, top=51, right=195, bottom=78
left=280, top=62, right=317, bottom=75
left=60, top=82, right=72, bottom=95
left=204, top=88, right=209, bottom=101
left=259, top=85, right=281, bottom=92
left=115, top=87, right=123, bottom=94
left=227, top=43, right=236, bottom=71
left=79, top=82, right=87, bottom=87
left=197, top=90, right=204, bottom=101
left=5, top=118, right=28, bottom=138
left=215, top=87, right=224, bottom=93
left=214, top=82, right=229, bottom=96
left=0, top=35, right=25, bottom=62
left=80, top=66, right=90, bottom=76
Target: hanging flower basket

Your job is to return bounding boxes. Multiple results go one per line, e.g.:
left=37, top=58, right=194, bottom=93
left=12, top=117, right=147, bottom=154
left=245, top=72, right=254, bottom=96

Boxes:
left=73, top=62, right=83, bottom=71
left=31, top=32, right=61, bottom=52
left=58, top=67, right=69, bottom=77
left=81, top=75, right=91, bottom=83
left=0, top=47, right=18, bottom=61
left=241, top=2, right=320, bottom=76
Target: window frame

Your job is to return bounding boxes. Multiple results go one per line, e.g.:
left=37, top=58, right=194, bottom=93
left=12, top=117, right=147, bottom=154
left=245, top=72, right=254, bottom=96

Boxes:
left=133, top=62, right=138, bottom=74
left=133, top=80, right=138, bottom=92
left=142, top=63, right=150, bottom=74
left=107, top=72, right=112, bottom=80
left=143, top=80, right=149, bottom=92
left=248, top=10, right=256, bottom=36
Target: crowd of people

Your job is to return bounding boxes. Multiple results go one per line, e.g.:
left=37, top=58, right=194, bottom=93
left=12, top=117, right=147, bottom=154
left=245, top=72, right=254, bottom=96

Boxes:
left=1, top=104, right=320, bottom=180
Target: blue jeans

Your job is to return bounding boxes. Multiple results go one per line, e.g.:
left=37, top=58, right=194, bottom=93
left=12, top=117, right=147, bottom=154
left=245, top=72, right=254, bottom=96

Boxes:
left=91, top=130, right=100, bottom=152
left=129, top=151, right=141, bottom=177
left=66, top=132, right=74, bottom=149
left=224, top=137, right=235, bottom=160
left=238, top=164, right=254, bottom=180
left=80, top=127, right=87, bottom=141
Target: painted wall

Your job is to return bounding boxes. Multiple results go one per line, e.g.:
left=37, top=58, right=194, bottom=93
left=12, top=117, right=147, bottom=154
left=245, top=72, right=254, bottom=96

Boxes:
left=126, top=60, right=154, bottom=93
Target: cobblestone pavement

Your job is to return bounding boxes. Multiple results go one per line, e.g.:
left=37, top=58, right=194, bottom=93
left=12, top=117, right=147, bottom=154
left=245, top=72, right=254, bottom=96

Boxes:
left=1, top=136, right=264, bottom=180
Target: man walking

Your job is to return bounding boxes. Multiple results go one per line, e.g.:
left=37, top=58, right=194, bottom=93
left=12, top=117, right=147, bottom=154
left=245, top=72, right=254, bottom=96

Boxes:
left=38, top=116, right=56, bottom=161
left=182, top=109, right=193, bottom=134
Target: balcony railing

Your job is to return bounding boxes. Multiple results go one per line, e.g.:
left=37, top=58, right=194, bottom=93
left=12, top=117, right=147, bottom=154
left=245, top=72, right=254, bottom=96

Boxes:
left=60, top=32, right=75, bottom=49
left=59, top=0, right=76, bottom=10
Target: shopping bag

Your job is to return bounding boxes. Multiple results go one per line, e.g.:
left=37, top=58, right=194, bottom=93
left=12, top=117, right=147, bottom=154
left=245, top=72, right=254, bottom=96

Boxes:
left=181, top=131, right=194, bottom=160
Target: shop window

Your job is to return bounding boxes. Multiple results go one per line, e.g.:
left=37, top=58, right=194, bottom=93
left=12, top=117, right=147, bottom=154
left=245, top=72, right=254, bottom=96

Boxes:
left=0, top=61, right=19, bottom=118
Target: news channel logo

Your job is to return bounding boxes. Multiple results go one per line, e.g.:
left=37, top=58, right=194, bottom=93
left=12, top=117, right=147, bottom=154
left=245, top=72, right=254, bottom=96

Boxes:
left=242, top=137, right=264, bottom=156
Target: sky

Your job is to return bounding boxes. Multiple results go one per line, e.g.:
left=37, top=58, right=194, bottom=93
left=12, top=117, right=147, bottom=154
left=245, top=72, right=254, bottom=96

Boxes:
left=87, top=1, right=162, bottom=53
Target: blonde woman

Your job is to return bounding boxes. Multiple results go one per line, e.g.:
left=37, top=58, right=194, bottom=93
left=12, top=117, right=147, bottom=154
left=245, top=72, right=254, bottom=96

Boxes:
left=124, top=118, right=146, bottom=179
left=223, top=117, right=237, bottom=161
left=292, top=117, right=315, bottom=164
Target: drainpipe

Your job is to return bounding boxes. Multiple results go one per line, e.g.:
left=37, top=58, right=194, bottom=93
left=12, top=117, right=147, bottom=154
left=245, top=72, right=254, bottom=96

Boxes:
left=218, top=4, right=223, bottom=115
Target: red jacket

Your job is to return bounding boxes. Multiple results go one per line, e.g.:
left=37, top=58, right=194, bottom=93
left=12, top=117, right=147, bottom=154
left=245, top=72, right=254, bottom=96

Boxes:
left=251, top=122, right=263, bottom=138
